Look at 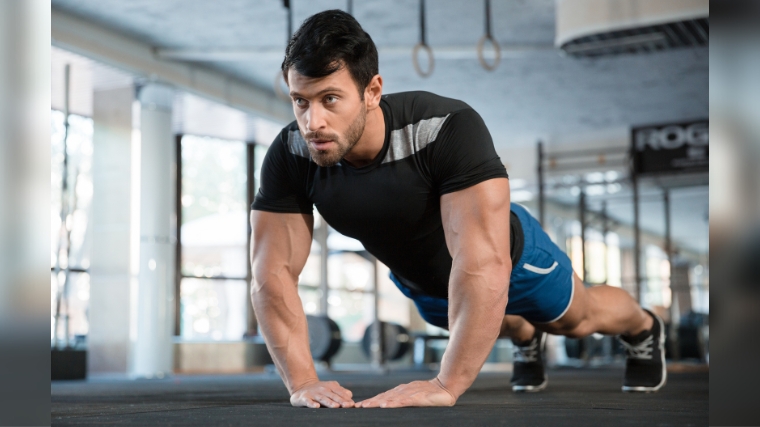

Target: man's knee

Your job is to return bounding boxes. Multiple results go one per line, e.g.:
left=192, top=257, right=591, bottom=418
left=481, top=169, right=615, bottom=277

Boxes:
left=562, top=320, right=596, bottom=339
left=544, top=313, right=595, bottom=338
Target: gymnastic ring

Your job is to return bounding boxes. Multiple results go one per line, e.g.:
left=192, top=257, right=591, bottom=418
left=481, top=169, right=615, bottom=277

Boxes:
left=273, top=71, right=290, bottom=101
left=412, top=42, right=435, bottom=78
left=477, top=34, right=501, bottom=71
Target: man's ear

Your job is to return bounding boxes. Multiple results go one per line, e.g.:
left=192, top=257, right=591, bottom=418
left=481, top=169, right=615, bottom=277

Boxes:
left=364, top=74, right=383, bottom=110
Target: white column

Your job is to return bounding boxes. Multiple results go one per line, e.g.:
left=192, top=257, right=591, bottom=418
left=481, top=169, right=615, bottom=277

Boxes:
left=88, top=86, right=135, bottom=375
left=132, top=83, right=176, bottom=378
left=0, top=1, right=50, bottom=423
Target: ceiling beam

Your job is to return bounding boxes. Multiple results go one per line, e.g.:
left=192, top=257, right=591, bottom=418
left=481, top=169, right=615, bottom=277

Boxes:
left=155, top=44, right=557, bottom=62
left=51, top=9, right=293, bottom=124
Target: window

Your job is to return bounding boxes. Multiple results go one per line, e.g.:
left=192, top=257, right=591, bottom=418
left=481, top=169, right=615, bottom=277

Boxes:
left=51, top=110, right=93, bottom=344
left=644, top=245, right=671, bottom=308
left=178, top=135, right=250, bottom=340
left=177, top=135, right=412, bottom=343
left=298, top=224, right=411, bottom=342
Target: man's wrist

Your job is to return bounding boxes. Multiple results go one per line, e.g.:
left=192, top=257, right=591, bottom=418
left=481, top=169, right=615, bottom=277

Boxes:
left=289, top=377, right=320, bottom=395
left=435, top=374, right=468, bottom=399
left=433, top=377, right=458, bottom=400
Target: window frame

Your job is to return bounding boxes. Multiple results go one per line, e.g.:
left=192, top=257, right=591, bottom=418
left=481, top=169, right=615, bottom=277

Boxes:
left=174, top=134, right=259, bottom=337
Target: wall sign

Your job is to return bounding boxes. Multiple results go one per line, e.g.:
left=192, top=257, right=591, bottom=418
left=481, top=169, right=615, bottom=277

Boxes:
left=631, top=119, right=708, bottom=175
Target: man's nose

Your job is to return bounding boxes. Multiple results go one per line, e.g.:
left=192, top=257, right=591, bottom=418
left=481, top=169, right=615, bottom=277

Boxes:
left=306, top=104, right=327, bottom=132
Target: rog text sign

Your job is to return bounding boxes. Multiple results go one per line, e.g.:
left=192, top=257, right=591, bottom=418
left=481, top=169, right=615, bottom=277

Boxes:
left=632, top=120, right=708, bottom=175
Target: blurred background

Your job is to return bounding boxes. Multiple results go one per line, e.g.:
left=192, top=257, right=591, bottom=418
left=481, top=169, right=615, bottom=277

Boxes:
left=7, top=0, right=756, bottom=424
left=43, top=0, right=710, bottom=375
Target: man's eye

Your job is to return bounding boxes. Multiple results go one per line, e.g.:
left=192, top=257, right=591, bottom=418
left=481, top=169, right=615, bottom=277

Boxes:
left=294, top=98, right=307, bottom=106
left=325, top=96, right=337, bottom=104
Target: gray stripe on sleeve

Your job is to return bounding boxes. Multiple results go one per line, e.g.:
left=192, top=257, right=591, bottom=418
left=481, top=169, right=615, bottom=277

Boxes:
left=383, top=114, right=449, bottom=164
left=287, top=130, right=311, bottom=159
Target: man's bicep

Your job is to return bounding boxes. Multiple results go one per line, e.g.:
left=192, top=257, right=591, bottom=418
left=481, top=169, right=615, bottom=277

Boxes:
left=251, top=210, right=314, bottom=283
left=440, top=178, right=511, bottom=269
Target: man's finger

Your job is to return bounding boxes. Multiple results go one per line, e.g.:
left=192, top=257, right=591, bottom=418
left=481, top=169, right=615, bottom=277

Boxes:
left=320, top=388, right=354, bottom=407
left=313, top=394, right=342, bottom=409
left=358, top=394, right=389, bottom=408
left=357, top=390, right=388, bottom=407
left=358, top=399, right=379, bottom=408
left=323, top=381, right=354, bottom=402
left=293, top=396, right=321, bottom=408
left=380, top=399, right=402, bottom=409
left=379, top=391, right=407, bottom=408
left=362, top=387, right=428, bottom=408
left=326, top=384, right=353, bottom=400
left=356, top=397, right=376, bottom=408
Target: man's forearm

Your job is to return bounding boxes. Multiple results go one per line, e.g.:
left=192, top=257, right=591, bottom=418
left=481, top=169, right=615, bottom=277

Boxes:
left=252, top=274, right=318, bottom=394
left=437, top=265, right=510, bottom=398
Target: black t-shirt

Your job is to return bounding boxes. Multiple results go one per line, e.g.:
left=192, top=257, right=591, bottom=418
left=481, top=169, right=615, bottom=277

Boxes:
left=252, top=91, right=523, bottom=298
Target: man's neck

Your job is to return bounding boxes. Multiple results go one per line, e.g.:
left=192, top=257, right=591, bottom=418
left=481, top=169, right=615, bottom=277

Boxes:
left=342, top=106, right=385, bottom=168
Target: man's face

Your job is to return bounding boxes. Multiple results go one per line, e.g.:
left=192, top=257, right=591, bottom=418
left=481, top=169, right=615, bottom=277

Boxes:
left=287, top=66, right=367, bottom=167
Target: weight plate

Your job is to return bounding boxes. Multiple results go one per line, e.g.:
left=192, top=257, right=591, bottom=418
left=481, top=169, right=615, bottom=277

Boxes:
left=306, top=315, right=342, bottom=362
left=362, top=321, right=412, bottom=361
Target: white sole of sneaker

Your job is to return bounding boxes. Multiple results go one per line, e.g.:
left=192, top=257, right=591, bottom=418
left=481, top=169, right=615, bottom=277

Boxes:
left=512, top=332, right=549, bottom=393
left=512, top=378, right=547, bottom=393
left=622, top=311, right=668, bottom=393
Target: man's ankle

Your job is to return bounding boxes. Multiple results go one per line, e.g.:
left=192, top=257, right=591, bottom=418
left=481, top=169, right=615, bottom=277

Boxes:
left=511, top=329, right=539, bottom=346
left=623, top=309, right=654, bottom=339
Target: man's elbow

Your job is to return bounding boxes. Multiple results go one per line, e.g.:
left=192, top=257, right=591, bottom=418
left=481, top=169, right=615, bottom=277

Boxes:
left=486, top=264, right=511, bottom=291
left=455, top=259, right=511, bottom=295
left=250, top=271, right=287, bottom=301
left=457, top=253, right=511, bottom=280
left=491, top=256, right=512, bottom=279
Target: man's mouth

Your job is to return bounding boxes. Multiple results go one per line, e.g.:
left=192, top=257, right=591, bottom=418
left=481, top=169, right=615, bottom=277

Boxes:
left=309, top=140, right=334, bottom=150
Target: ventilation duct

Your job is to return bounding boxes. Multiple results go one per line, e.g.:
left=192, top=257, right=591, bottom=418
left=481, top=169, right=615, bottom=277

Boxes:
left=556, top=0, right=708, bottom=58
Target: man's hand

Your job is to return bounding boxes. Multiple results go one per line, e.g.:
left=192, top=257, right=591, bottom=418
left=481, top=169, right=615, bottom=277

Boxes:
left=290, top=380, right=355, bottom=408
left=356, top=378, right=456, bottom=408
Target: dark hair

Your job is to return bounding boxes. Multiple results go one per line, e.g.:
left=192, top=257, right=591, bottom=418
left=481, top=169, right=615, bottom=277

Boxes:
left=282, top=10, right=379, bottom=98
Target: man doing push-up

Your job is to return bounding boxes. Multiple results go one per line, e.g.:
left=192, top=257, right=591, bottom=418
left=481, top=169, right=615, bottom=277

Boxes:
left=250, top=10, right=666, bottom=409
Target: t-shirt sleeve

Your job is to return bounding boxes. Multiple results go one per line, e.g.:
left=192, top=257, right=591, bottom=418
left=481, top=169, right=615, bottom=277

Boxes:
left=428, top=108, right=508, bottom=195
left=251, top=133, right=313, bottom=214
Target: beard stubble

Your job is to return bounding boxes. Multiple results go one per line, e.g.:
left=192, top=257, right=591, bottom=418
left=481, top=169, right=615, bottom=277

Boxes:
left=304, top=104, right=367, bottom=167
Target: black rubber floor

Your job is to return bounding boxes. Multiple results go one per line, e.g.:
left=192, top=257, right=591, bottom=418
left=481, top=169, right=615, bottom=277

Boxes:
left=52, top=367, right=708, bottom=426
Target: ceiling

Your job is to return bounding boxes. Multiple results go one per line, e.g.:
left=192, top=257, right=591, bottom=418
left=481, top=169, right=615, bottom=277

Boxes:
left=51, top=0, right=708, bottom=147
left=50, top=0, right=709, bottom=256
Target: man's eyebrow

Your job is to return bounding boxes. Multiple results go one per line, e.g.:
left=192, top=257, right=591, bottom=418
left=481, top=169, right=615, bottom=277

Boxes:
left=289, top=87, right=345, bottom=98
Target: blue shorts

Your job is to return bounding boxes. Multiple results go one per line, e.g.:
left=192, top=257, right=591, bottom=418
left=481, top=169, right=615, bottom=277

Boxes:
left=390, top=203, right=575, bottom=328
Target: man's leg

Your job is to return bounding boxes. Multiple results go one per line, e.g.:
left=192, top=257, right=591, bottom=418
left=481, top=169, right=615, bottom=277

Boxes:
left=506, top=202, right=664, bottom=392
left=535, top=273, right=651, bottom=339
left=501, top=273, right=662, bottom=392
left=499, top=315, right=547, bottom=392
left=534, top=273, right=666, bottom=392
left=499, top=315, right=535, bottom=341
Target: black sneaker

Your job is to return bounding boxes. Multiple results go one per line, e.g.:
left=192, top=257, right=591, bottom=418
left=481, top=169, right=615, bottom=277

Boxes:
left=511, top=330, right=548, bottom=392
left=620, top=309, right=667, bottom=392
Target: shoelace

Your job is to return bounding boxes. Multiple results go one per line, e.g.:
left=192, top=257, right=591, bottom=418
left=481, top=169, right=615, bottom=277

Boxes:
left=513, top=338, right=540, bottom=363
left=620, top=335, right=654, bottom=360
